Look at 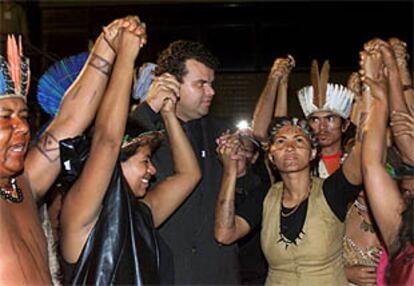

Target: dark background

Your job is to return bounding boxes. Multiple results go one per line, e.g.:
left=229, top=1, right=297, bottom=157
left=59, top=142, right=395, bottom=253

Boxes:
left=15, top=0, right=414, bottom=127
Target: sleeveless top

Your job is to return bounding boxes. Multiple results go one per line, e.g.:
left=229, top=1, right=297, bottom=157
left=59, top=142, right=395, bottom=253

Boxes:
left=343, top=207, right=381, bottom=269
left=343, top=236, right=380, bottom=267
left=261, top=177, right=347, bottom=286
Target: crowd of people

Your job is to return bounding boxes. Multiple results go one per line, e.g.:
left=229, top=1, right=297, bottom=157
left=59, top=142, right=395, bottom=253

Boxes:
left=0, top=14, right=413, bottom=286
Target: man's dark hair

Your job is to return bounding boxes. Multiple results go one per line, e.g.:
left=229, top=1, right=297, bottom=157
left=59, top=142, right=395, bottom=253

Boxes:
left=153, top=40, right=219, bottom=82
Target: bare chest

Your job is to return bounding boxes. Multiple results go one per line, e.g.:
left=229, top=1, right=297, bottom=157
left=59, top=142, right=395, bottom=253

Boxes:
left=0, top=187, right=51, bottom=284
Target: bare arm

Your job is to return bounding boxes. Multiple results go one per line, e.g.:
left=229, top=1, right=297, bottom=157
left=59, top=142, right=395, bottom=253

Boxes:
left=361, top=56, right=404, bottom=251
left=60, top=27, right=145, bottom=262
left=274, top=73, right=289, bottom=117
left=372, top=39, right=414, bottom=165
left=214, top=134, right=251, bottom=244
left=252, top=56, right=294, bottom=142
left=348, top=72, right=362, bottom=126
left=388, top=38, right=414, bottom=115
left=342, top=46, right=385, bottom=186
left=141, top=77, right=201, bottom=227
left=24, top=17, right=143, bottom=200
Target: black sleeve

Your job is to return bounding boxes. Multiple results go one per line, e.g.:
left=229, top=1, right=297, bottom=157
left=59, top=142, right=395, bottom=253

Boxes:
left=323, top=167, right=362, bottom=222
left=128, top=101, right=161, bottom=130
left=142, top=102, right=161, bottom=124
left=59, top=135, right=91, bottom=186
left=236, top=180, right=268, bottom=230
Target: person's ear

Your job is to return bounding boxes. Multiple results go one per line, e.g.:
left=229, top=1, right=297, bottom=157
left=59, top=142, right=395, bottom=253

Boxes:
left=341, top=119, right=351, bottom=133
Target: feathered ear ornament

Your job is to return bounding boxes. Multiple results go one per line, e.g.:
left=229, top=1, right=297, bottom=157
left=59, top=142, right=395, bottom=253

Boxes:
left=0, top=35, right=30, bottom=101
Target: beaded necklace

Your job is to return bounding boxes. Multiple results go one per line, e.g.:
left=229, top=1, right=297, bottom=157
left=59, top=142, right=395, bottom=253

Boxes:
left=353, top=200, right=375, bottom=233
left=0, top=178, right=24, bottom=203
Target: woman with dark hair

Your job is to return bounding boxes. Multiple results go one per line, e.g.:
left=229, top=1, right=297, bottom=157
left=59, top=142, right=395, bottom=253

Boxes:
left=215, top=116, right=363, bottom=285
left=60, top=22, right=201, bottom=285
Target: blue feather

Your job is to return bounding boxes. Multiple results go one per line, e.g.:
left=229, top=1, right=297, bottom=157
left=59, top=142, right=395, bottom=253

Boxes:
left=37, top=52, right=89, bottom=116
left=0, top=70, right=6, bottom=95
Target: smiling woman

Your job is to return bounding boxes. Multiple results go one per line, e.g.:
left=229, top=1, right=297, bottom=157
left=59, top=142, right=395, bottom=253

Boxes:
left=59, top=19, right=201, bottom=285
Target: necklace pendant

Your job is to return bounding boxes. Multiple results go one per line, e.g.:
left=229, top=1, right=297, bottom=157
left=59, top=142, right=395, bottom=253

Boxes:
left=0, top=178, right=24, bottom=204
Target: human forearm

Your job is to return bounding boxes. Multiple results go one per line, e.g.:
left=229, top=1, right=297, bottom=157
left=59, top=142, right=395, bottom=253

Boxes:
left=61, top=29, right=143, bottom=235
left=215, top=168, right=239, bottom=244
left=93, top=46, right=135, bottom=145
left=48, top=35, right=116, bottom=138
left=253, top=75, right=281, bottom=141
left=143, top=108, right=201, bottom=227
left=362, top=100, right=403, bottom=248
left=274, top=79, right=288, bottom=117
left=384, top=53, right=413, bottom=164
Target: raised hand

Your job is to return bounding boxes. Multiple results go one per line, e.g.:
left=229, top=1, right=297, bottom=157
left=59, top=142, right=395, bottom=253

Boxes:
left=102, top=15, right=146, bottom=54
left=388, top=37, right=414, bottom=115
left=270, top=55, right=295, bottom=81
left=348, top=72, right=362, bottom=126
left=160, top=97, right=176, bottom=118
left=147, top=73, right=180, bottom=113
left=216, top=133, right=242, bottom=172
left=360, top=44, right=384, bottom=81
left=117, top=24, right=146, bottom=63
left=388, top=38, right=410, bottom=71
left=361, top=64, right=387, bottom=103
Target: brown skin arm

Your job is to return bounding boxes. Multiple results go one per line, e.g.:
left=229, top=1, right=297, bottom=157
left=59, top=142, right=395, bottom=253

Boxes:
left=214, top=134, right=251, bottom=244
left=369, top=39, right=414, bottom=165
left=388, top=38, right=414, bottom=115
left=141, top=91, right=201, bottom=228
left=361, top=63, right=404, bottom=251
left=348, top=72, right=363, bottom=126
left=60, top=27, right=144, bottom=263
left=343, top=46, right=386, bottom=186
left=24, top=16, right=144, bottom=201
left=252, top=56, right=294, bottom=142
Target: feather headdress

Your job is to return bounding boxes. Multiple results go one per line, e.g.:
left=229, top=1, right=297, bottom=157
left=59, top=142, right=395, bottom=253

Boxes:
left=37, top=52, right=88, bottom=116
left=298, top=60, right=355, bottom=119
left=0, top=35, right=30, bottom=101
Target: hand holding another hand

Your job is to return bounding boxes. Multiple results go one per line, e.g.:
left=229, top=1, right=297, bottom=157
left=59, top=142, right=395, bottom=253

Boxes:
left=270, top=55, right=295, bottom=81
left=147, top=73, right=180, bottom=113
left=102, top=15, right=147, bottom=54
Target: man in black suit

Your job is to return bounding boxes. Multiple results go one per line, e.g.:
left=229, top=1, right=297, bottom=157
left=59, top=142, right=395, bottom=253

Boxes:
left=129, top=40, right=239, bottom=285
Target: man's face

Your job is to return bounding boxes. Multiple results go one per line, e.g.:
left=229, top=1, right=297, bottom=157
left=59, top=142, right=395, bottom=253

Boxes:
left=268, top=125, right=315, bottom=174
left=176, top=59, right=215, bottom=122
left=308, top=111, right=348, bottom=150
left=0, top=98, right=30, bottom=177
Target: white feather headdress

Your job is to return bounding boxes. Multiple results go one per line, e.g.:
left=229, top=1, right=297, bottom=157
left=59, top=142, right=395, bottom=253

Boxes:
left=297, top=60, right=355, bottom=119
